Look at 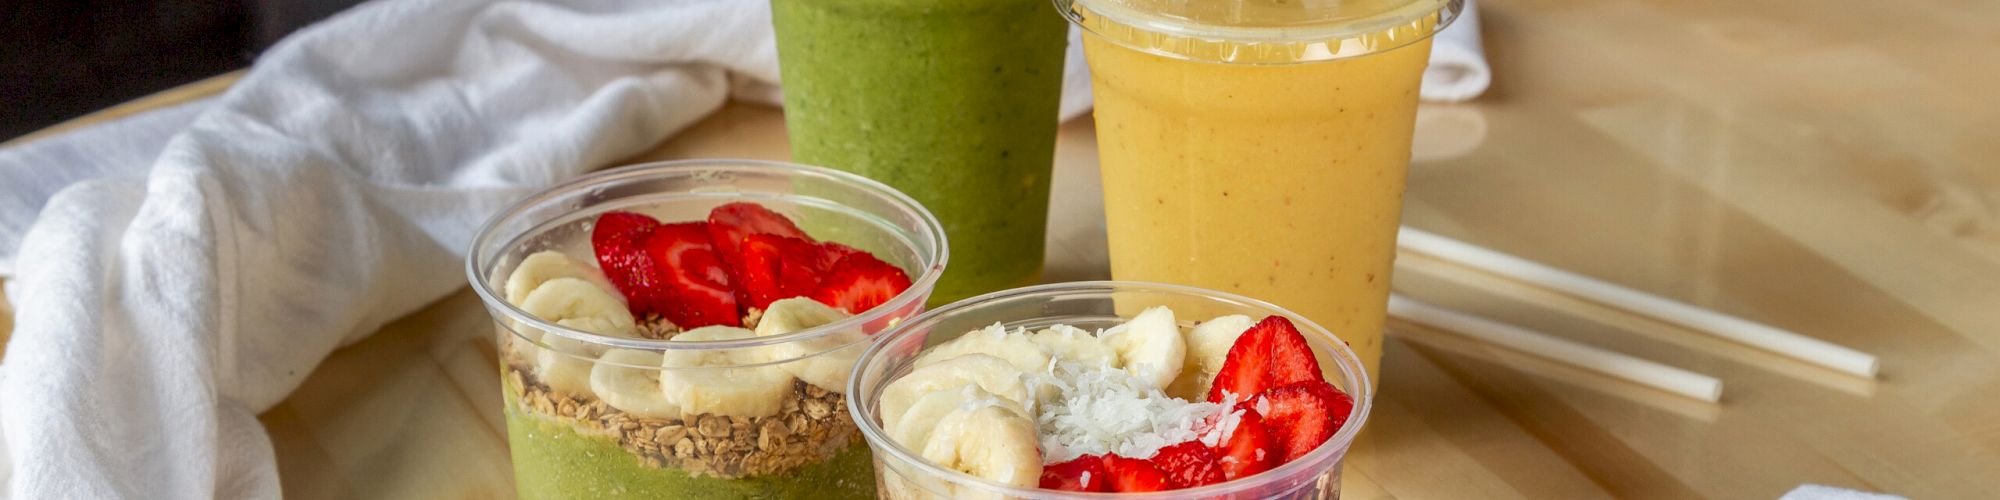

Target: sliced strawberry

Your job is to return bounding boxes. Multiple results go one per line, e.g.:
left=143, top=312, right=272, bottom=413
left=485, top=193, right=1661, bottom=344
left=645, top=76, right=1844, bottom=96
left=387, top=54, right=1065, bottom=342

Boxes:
left=1152, top=441, right=1226, bottom=489
left=780, top=240, right=860, bottom=285
left=733, top=233, right=826, bottom=310
left=815, top=241, right=863, bottom=268
left=1216, top=408, right=1278, bottom=480
left=1244, top=380, right=1353, bottom=462
left=809, top=252, right=912, bottom=314
left=1039, top=454, right=1109, bottom=492
left=1207, top=316, right=1326, bottom=403
left=591, top=211, right=671, bottom=316
left=706, top=202, right=808, bottom=270
left=1102, top=454, right=1172, bottom=492
left=643, top=222, right=738, bottom=329
left=812, top=243, right=906, bottom=332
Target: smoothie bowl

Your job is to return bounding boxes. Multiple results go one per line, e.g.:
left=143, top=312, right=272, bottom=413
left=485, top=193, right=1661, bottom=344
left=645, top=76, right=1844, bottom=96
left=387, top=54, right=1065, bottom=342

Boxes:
left=468, top=160, right=947, bottom=499
left=850, top=281, right=1372, bottom=499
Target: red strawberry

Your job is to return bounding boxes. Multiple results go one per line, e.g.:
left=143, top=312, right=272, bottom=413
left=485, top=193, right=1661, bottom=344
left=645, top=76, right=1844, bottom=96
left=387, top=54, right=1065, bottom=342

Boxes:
left=1216, top=408, right=1278, bottom=480
left=591, top=211, right=671, bottom=316
left=1243, top=380, right=1353, bottom=462
left=783, top=241, right=861, bottom=284
left=1152, top=441, right=1226, bottom=489
left=815, top=241, right=863, bottom=268
left=643, top=222, right=739, bottom=329
left=1102, top=454, right=1171, bottom=492
left=706, top=202, right=808, bottom=270
left=733, top=234, right=827, bottom=310
left=1207, top=316, right=1325, bottom=403
left=809, top=252, right=912, bottom=314
left=1039, top=455, right=1109, bottom=492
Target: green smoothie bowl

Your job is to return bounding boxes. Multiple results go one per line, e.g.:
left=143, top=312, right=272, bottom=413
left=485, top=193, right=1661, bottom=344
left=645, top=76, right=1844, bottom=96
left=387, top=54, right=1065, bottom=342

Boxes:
left=468, top=160, right=948, bottom=499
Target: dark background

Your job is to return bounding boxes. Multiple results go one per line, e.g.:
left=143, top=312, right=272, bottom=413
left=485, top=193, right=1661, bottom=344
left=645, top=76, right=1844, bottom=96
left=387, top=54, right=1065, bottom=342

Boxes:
left=1, top=0, right=365, bottom=141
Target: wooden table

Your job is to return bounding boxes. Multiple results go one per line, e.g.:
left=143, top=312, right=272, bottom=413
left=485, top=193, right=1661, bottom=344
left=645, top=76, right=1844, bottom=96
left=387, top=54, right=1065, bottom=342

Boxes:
left=6, top=0, right=1999, bottom=497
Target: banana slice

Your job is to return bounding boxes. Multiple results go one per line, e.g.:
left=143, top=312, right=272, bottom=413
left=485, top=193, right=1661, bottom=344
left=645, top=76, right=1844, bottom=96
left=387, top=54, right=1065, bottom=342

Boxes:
left=1167, top=314, right=1256, bottom=399
left=1029, top=324, right=1119, bottom=367
left=888, top=385, right=1026, bottom=452
left=920, top=401, right=1044, bottom=490
left=535, top=336, right=601, bottom=397
left=880, top=354, right=1031, bottom=432
left=518, top=277, right=638, bottom=338
left=502, top=254, right=617, bottom=360
left=1100, top=306, right=1187, bottom=390
left=504, top=251, right=620, bottom=306
left=755, top=298, right=863, bottom=393
left=658, top=326, right=797, bottom=419
left=519, top=277, right=638, bottom=397
left=914, top=323, right=1050, bottom=374
left=590, top=349, right=680, bottom=418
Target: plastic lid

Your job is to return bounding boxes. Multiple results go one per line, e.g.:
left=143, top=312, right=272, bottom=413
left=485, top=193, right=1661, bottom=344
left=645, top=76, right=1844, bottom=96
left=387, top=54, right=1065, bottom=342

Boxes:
left=1059, top=0, right=1464, bottom=64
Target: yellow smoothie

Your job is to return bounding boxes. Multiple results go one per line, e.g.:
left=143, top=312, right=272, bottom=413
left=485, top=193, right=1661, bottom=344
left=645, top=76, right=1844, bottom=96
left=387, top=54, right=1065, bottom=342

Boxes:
left=1071, top=0, right=1455, bottom=381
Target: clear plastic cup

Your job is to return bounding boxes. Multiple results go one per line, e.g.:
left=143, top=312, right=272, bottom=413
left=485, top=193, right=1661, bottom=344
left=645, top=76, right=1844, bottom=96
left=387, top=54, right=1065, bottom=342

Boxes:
left=769, top=0, right=1068, bottom=305
left=1058, top=0, right=1464, bottom=384
left=467, top=160, right=947, bottom=499
left=849, top=281, right=1374, bottom=499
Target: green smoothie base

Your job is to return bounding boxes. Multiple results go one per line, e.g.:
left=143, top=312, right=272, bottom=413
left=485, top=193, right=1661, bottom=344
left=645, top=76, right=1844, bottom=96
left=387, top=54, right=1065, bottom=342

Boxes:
left=504, top=398, right=876, bottom=500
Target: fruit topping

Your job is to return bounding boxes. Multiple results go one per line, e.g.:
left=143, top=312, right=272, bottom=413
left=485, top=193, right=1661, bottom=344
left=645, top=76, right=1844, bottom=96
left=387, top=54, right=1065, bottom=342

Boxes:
left=1215, top=407, right=1279, bottom=480
left=1243, top=380, right=1352, bottom=462
left=705, top=202, right=808, bottom=268
left=1152, top=440, right=1227, bottom=489
left=809, top=251, right=913, bottom=314
left=1040, top=454, right=1110, bottom=492
left=877, top=311, right=1361, bottom=494
left=657, top=326, right=796, bottom=418
left=587, top=203, right=914, bottom=330
left=591, top=211, right=671, bottom=316
left=1206, top=316, right=1324, bottom=403
left=733, top=233, right=827, bottom=310
left=921, top=402, right=1045, bottom=489
left=643, top=222, right=739, bottom=329
left=1102, top=306, right=1187, bottom=390
left=1102, top=454, right=1172, bottom=492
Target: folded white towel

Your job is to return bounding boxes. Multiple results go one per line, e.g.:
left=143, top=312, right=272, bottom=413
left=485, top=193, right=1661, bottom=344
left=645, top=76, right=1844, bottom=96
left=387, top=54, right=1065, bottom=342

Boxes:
left=1424, top=0, right=1492, bottom=102
left=0, top=0, right=794, bottom=496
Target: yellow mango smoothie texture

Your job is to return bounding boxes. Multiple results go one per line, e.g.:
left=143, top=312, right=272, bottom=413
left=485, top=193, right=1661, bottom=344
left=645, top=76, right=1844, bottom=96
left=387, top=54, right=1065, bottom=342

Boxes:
left=1081, top=6, right=1443, bottom=379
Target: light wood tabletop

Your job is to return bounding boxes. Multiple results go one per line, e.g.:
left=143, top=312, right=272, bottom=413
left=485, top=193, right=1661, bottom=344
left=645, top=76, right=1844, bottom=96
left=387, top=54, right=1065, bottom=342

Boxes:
left=6, top=0, right=2000, bottom=497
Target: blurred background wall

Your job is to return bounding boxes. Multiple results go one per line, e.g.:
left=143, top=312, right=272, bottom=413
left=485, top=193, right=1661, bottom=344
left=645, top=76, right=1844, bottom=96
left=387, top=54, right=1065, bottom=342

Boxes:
left=1, top=0, right=365, bottom=141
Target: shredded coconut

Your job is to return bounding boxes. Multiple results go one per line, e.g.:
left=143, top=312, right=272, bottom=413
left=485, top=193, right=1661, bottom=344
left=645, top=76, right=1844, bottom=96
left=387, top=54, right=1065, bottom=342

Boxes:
left=1199, top=407, right=1245, bottom=448
left=1033, top=360, right=1232, bottom=463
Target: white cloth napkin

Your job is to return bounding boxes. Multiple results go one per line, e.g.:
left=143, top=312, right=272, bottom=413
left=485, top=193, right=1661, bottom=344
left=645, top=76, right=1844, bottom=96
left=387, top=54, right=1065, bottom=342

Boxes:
left=1423, top=0, right=1492, bottom=102
left=0, top=0, right=798, bottom=496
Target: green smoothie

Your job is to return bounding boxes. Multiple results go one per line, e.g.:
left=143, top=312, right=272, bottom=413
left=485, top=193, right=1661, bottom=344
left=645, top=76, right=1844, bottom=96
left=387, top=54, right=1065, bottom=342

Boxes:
left=504, top=407, right=874, bottom=500
left=770, top=0, right=1070, bottom=304
left=503, top=373, right=874, bottom=499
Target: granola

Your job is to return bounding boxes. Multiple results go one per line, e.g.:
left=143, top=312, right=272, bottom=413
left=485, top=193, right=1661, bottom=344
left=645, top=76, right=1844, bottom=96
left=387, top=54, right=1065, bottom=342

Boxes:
left=504, top=354, right=855, bottom=479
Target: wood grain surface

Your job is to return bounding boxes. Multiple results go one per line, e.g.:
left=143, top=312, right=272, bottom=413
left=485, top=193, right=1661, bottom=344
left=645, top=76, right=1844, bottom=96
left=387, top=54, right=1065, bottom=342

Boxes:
left=4, top=0, right=1998, bottom=497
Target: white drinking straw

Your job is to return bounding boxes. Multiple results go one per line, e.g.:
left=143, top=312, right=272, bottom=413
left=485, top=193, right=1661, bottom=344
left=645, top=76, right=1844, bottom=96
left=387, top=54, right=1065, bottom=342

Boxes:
left=1388, top=294, right=1724, bottom=402
left=1397, top=227, right=1879, bottom=378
